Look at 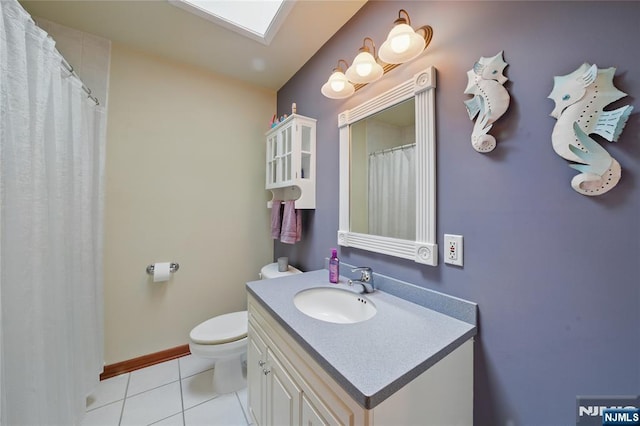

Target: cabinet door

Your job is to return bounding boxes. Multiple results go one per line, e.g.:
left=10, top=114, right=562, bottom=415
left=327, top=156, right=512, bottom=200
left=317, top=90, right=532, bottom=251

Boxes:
left=279, top=125, right=293, bottom=184
left=266, top=348, right=301, bottom=426
left=302, top=394, right=326, bottom=426
left=248, top=324, right=267, bottom=425
left=266, top=134, right=278, bottom=188
left=299, top=122, right=314, bottom=181
left=302, top=393, right=344, bottom=426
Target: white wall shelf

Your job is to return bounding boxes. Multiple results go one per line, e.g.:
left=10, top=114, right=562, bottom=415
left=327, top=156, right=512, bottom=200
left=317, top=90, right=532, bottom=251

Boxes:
left=265, top=114, right=316, bottom=209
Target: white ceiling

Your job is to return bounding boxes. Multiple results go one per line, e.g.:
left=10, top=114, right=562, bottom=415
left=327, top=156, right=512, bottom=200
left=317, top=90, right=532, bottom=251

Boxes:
left=19, top=0, right=367, bottom=91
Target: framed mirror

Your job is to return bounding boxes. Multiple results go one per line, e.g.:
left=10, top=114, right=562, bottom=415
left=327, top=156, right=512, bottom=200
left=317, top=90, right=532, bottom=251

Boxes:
left=337, top=67, right=437, bottom=265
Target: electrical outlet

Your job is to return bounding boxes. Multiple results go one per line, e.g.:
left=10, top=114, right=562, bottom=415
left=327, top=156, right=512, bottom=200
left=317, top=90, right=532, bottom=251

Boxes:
left=444, top=234, right=463, bottom=266
left=447, top=240, right=458, bottom=260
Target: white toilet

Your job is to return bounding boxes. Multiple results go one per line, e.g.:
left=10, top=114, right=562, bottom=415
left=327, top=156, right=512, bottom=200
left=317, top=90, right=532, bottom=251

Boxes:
left=188, top=262, right=302, bottom=394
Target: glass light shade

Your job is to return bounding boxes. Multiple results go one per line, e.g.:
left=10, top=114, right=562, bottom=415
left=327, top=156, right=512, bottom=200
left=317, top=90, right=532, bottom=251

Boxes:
left=345, top=51, right=384, bottom=84
left=331, top=79, right=345, bottom=92
left=391, top=32, right=411, bottom=53
left=378, top=23, right=426, bottom=64
left=321, top=70, right=355, bottom=99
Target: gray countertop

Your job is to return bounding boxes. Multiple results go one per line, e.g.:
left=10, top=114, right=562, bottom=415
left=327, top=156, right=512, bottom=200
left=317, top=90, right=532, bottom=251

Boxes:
left=246, top=269, right=477, bottom=409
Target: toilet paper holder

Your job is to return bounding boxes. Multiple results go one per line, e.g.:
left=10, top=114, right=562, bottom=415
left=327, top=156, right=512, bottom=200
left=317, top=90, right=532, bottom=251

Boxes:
left=146, top=263, right=180, bottom=275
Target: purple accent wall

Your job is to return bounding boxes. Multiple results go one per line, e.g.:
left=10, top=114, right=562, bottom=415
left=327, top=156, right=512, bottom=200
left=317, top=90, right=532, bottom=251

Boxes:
left=275, top=2, right=639, bottom=424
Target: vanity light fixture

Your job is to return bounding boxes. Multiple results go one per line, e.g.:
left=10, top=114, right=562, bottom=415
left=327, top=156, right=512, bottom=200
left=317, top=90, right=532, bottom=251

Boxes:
left=321, top=59, right=355, bottom=99
left=321, top=9, right=432, bottom=99
left=378, top=9, right=433, bottom=65
left=345, top=37, right=384, bottom=84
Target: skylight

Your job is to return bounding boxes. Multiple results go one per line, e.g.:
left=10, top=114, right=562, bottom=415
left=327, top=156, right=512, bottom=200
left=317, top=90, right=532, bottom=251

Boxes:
left=169, top=0, right=293, bottom=45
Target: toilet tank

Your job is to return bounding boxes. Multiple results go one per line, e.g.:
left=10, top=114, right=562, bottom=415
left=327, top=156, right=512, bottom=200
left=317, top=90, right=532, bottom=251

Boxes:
left=260, top=262, right=302, bottom=279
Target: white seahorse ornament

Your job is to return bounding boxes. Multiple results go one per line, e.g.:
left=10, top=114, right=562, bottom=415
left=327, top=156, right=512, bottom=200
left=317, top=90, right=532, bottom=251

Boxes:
left=464, top=51, right=511, bottom=153
left=548, top=63, right=633, bottom=196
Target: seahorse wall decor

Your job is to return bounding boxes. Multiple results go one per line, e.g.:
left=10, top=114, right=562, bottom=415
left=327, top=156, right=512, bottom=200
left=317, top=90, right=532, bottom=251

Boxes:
left=463, top=51, right=511, bottom=153
left=548, top=63, right=633, bottom=196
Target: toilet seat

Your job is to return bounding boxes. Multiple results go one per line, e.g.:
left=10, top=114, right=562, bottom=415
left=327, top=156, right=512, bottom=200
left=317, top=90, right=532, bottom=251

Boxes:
left=189, top=311, right=247, bottom=345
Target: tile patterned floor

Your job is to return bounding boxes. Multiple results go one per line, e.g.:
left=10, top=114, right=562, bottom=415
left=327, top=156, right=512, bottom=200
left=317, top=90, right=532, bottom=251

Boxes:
left=82, top=355, right=251, bottom=426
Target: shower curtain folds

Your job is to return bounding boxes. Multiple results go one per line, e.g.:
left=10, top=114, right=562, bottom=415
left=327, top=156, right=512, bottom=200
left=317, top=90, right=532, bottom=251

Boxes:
left=0, top=1, right=106, bottom=424
left=368, top=144, right=416, bottom=240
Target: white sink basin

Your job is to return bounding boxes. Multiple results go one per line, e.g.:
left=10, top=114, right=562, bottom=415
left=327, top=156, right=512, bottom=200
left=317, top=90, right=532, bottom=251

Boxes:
left=293, top=287, right=377, bottom=324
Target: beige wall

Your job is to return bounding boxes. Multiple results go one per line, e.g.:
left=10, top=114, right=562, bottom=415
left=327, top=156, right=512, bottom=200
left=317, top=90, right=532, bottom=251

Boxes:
left=104, top=43, right=275, bottom=364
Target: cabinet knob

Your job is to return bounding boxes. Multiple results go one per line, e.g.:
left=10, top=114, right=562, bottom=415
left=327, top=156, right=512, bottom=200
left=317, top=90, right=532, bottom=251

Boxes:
left=263, top=368, right=271, bottom=376
left=258, top=360, right=266, bottom=367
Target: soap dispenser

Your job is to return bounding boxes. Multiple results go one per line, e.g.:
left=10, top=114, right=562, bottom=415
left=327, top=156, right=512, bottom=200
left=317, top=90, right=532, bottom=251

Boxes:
left=329, top=248, right=339, bottom=284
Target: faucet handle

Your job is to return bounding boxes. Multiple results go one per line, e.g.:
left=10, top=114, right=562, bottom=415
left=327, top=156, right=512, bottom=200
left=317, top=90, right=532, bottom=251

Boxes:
left=351, top=267, right=373, bottom=283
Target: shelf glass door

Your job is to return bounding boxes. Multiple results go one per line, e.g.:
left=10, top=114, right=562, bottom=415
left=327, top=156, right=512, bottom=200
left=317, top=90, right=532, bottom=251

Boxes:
left=266, top=135, right=278, bottom=187
left=300, top=124, right=312, bottom=180
left=280, top=126, right=292, bottom=182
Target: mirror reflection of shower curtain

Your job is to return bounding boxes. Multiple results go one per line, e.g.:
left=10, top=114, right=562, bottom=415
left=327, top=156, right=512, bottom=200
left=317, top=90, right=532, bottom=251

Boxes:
left=368, top=144, right=416, bottom=239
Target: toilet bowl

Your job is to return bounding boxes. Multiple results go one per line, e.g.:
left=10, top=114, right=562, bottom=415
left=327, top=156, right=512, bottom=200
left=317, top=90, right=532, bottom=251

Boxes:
left=188, top=262, right=302, bottom=394
left=189, top=311, right=248, bottom=394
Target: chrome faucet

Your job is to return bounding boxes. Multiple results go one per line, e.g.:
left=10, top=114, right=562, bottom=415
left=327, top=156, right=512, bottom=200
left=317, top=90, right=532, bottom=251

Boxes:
left=348, top=267, right=375, bottom=294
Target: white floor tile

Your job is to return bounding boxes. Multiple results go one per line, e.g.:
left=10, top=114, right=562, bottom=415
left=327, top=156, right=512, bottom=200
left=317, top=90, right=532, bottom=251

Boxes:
left=120, top=381, right=183, bottom=426
left=181, top=369, right=217, bottom=410
left=183, top=393, right=248, bottom=426
left=179, top=354, right=215, bottom=378
left=236, top=388, right=250, bottom=421
left=81, top=400, right=123, bottom=426
left=86, top=373, right=129, bottom=411
left=150, top=412, right=185, bottom=426
left=128, top=359, right=180, bottom=397
left=88, top=356, right=254, bottom=425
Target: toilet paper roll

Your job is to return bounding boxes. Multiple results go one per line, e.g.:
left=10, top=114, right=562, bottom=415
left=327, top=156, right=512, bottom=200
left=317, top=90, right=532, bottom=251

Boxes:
left=153, top=262, right=171, bottom=282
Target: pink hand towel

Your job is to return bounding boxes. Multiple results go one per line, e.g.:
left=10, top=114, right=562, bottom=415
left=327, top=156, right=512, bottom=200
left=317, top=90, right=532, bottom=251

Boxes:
left=271, top=200, right=282, bottom=239
left=280, top=200, right=301, bottom=244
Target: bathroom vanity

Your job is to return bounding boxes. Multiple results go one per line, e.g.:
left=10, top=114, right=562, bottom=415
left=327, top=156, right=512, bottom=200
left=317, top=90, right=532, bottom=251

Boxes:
left=246, top=270, right=477, bottom=425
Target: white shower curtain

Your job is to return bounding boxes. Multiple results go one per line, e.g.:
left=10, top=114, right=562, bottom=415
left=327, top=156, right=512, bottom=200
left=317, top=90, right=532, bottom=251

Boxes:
left=368, top=144, right=416, bottom=240
left=0, top=1, right=105, bottom=424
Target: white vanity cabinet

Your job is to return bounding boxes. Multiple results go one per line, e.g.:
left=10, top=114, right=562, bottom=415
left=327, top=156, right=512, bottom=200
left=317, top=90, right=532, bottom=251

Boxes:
left=248, top=320, right=301, bottom=426
left=247, top=293, right=474, bottom=426
left=248, top=306, right=352, bottom=425
left=265, top=114, right=316, bottom=209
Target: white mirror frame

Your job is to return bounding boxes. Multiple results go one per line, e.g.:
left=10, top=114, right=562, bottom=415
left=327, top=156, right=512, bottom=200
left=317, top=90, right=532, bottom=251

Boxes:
left=337, top=67, right=437, bottom=265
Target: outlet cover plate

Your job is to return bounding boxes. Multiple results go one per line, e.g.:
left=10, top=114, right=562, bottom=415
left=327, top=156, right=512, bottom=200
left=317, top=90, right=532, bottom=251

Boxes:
left=444, top=234, right=463, bottom=266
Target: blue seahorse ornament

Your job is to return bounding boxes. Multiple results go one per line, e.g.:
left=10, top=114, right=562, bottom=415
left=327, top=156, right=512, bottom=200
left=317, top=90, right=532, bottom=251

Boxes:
left=464, top=51, right=511, bottom=153
left=548, top=63, right=633, bottom=196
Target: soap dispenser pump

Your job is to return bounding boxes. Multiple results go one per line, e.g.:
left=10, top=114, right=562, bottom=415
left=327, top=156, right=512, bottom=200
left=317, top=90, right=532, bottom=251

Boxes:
left=329, top=248, right=340, bottom=284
